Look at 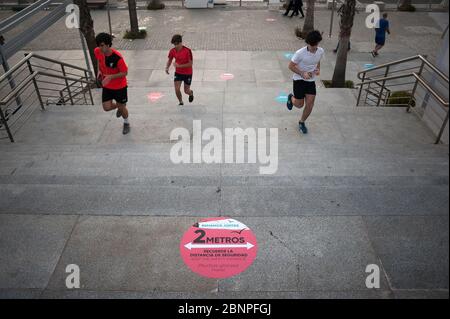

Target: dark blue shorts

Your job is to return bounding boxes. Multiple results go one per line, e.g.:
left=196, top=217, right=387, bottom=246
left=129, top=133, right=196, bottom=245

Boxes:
left=375, top=36, right=386, bottom=46
left=174, top=73, right=192, bottom=86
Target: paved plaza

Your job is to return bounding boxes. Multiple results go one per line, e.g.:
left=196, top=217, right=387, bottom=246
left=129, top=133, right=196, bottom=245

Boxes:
left=0, top=4, right=448, bottom=299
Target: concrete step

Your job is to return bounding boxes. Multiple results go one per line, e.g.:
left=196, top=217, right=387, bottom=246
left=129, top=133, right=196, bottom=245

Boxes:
left=0, top=181, right=447, bottom=216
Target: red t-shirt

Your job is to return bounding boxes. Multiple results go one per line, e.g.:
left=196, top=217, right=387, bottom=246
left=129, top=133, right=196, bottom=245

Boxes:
left=168, top=46, right=193, bottom=75
left=94, top=47, right=128, bottom=90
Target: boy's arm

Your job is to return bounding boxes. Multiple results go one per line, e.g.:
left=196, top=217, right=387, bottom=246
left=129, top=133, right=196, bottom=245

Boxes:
left=288, top=61, right=311, bottom=79
left=175, top=61, right=193, bottom=68
left=166, top=57, right=173, bottom=74
left=315, top=61, right=321, bottom=76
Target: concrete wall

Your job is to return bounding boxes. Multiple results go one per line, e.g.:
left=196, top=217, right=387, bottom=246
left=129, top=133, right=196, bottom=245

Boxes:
left=420, top=27, right=449, bottom=144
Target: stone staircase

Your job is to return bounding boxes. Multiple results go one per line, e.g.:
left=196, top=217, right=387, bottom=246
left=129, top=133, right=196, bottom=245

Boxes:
left=0, top=53, right=448, bottom=298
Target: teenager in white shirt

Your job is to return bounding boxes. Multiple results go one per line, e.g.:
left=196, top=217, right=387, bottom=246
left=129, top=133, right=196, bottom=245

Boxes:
left=286, top=31, right=324, bottom=134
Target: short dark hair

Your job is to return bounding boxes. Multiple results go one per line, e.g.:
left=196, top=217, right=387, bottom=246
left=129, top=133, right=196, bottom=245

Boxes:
left=171, top=34, right=182, bottom=45
left=382, top=13, right=388, bottom=18
left=95, top=33, right=113, bottom=47
left=305, top=30, right=323, bottom=46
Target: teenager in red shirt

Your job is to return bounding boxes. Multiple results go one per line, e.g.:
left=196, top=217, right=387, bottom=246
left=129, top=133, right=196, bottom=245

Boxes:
left=165, top=34, right=194, bottom=106
left=95, top=33, right=130, bottom=135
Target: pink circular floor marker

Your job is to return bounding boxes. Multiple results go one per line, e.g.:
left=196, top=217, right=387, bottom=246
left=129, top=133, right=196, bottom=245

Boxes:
left=180, top=217, right=258, bottom=279
left=147, top=92, right=164, bottom=102
left=220, top=73, right=235, bottom=81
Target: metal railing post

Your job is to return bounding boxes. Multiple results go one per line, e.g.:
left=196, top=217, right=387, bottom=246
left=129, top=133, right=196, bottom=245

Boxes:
left=25, top=58, right=45, bottom=111
left=408, top=61, right=425, bottom=112
left=435, top=108, right=449, bottom=144
left=329, top=0, right=336, bottom=38
left=0, top=106, right=14, bottom=142
left=377, top=66, right=390, bottom=106
left=61, top=64, right=74, bottom=105
left=356, top=72, right=365, bottom=106
left=84, top=70, right=94, bottom=105
left=1, top=38, right=23, bottom=112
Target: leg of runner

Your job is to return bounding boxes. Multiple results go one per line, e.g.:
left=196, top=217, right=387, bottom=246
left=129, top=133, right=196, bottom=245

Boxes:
left=102, top=100, right=118, bottom=112
left=292, top=96, right=305, bottom=109
left=184, top=83, right=194, bottom=103
left=117, top=102, right=130, bottom=135
left=175, top=81, right=183, bottom=105
left=299, top=94, right=315, bottom=134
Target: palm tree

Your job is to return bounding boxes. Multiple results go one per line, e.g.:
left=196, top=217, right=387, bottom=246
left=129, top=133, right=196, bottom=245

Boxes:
left=301, top=0, right=315, bottom=37
left=73, top=0, right=98, bottom=78
left=128, top=0, right=139, bottom=35
left=331, top=0, right=356, bottom=88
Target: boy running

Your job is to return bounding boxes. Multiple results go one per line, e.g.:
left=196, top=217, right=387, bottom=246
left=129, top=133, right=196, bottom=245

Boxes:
left=286, top=30, right=324, bottom=134
left=94, top=32, right=130, bottom=135
left=165, top=34, right=194, bottom=106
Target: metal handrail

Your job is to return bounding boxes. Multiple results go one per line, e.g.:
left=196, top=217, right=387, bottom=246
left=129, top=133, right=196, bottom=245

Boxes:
left=356, top=72, right=448, bottom=108
left=0, top=72, right=39, bottom=106
left=0, top=0, right=54, bottom=34
left=0, top=52, right=93, bottom=85
left=0, top=71, right=93, bottom=106
left=357, top=55, right=449, bottom=84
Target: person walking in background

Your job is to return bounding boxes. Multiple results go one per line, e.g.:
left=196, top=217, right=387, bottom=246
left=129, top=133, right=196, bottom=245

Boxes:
left=372, top=13, right=391, bottom=57
left=284, top=0, right=304, bottom=18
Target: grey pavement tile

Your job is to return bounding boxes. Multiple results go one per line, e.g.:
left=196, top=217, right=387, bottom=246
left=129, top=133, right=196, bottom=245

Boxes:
left=46, top=216, right=218, bottom=292
left=0, top=289, right=43, bottom=299
left=219, top=216, right=391, bottom=292
left=0, top=184, right=221, bottom=216
left=393, top=290, right=449, bottom=299
left=364, top=216, right=449, bottom=290
left=0, top=214, right=78, bottom=289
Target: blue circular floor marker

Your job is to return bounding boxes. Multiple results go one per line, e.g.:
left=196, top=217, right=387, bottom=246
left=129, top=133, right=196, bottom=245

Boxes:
left=364, top=63, right=374, bottom=69
left=284, top=52, right=294, bottom=60
left=275, top=93, right=289, bottom=103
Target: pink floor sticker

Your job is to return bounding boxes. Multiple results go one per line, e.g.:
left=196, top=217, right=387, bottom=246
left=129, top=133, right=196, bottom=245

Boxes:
left=180, top=217, right=258, bottom=279
left=147, top=92, right=164, bottom=102
left=220, top=73, right=235, bottom=81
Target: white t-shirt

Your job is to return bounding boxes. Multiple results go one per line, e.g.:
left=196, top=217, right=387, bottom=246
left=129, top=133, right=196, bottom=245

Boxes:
left=291, top=46, right=324, bottom=82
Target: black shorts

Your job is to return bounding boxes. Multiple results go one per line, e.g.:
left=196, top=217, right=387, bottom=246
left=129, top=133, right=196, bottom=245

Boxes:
left=174, top=73, right=192, bottom=86
left=293, top=80, right=316, bottom=99
left=375, top=36, right=386, bottom=46
left=102, top=87, right=128, bottom=104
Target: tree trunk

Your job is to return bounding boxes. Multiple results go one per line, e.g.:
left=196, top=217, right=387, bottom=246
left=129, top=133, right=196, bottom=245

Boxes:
left=331, top=0, right=356, bottom=88
left=302, top=0, right=315, bottom=36
left=73, top=0, right=97, bottom=78
left=128, top=0, right=139, bottom=35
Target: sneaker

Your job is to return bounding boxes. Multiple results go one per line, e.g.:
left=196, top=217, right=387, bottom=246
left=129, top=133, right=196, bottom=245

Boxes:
left=286, top=93, right=293, bottom=111
left=299, top=121, right=308, bottom=134
left=116, top=108, right=122, bottom=118
left=179, top=101, right=184, bottom=106
left=189, top=92, right=194, bottom=103
left=371, top=51, right=376, bottom=58
left=122, top=123, right=130, bottom=135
